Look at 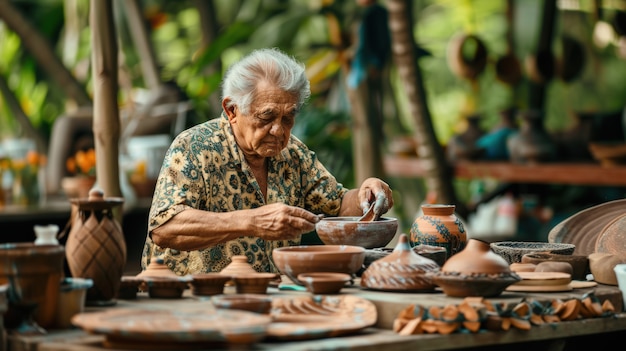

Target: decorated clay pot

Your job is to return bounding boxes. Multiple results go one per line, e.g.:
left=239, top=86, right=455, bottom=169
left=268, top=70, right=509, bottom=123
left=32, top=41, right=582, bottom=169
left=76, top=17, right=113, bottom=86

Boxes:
left=65, top=189, right=126, bottom=305
left=360, top=234, right=440, bottom=292
left=410, top=204, right=467, bottom=259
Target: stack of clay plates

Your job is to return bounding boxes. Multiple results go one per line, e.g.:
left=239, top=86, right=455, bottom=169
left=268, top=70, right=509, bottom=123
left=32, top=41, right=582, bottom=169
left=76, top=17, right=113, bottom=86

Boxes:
left=506, top=272, right=572, bottom=292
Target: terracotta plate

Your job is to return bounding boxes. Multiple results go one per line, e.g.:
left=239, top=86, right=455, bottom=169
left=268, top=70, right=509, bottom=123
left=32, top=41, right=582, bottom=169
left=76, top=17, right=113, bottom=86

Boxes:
left=548, top=199, right=626, bottom=256
left=268, top=295, right=377, bottom=340
left=71, top=307, right=271, bottom=345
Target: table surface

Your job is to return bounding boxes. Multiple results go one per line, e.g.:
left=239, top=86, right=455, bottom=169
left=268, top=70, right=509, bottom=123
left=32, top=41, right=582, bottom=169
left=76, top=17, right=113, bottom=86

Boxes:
left=8, top=278, right=626, bottom=351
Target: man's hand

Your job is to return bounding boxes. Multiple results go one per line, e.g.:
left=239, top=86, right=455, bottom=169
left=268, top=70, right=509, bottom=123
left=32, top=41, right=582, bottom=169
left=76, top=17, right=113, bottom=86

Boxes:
left=252, top=203, right=322, bottom=240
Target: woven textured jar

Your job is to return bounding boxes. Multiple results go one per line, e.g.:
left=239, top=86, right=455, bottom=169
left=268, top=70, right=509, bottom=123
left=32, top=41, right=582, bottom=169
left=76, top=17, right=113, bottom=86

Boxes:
left=65, top=188, right=125, bottom=305
left=410, top=204, right=467, bottom=259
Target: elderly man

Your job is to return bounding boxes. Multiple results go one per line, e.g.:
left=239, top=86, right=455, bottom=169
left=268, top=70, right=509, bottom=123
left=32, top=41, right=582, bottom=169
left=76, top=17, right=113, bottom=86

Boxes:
left=141, top=47, right=393, bottom=275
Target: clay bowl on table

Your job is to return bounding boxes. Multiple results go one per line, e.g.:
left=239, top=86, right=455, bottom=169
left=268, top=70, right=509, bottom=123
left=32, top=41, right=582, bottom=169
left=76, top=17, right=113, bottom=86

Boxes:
left=297, top=272, right=352, bottom=294
left=211, top=294, right=273, bottom=314
left=521, top=252, right=589, bottom=281
left=232, top=273, right=279, bottom=294
left=143, top=277, right=190, bottom=299
left=190, top=273, right=233, bottom=296
left=315, top=217, right=398, bottom=249
left=272, top=245, right=365, bottom=285
left=490, top=241, right=575, bottom=265
left=361, top=244, right=447, bottom=274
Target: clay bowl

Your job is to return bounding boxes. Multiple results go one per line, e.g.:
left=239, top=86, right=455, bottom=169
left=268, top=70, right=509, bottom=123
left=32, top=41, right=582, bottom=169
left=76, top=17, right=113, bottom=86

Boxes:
left=117, top=276, right=143, bottom=300
left=190, top=273, right=233, bottom=296
left=0, top=243, right=65, bottom=332
left=429, top=271, right=521, bottom=298
left=211, top=294, right=273, bottom=314
left=490, top=241, right=575, bottom=265
left=272, top=245, right=365, bottom=285
left=521, top=252, right=589, bottom=281
left=589, top=252, right=626, bottom=285
left=315, top=217, right=398, bottom=249
left=143, top=277, right=190, bottom=299
left=297, top=272, right=352, bottom=294
left=232, top=273, right=279, bottom=294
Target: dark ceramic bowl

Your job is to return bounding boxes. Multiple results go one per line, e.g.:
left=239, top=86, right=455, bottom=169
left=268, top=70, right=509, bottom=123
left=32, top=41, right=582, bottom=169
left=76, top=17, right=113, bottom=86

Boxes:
left=143, top=277, right=190, bottom=299
left=232, top=273, right=279, bottom=294
left=315, top=217, right=398, bottom=249
left=272, top=245, right=365, bottom=285
left=190, top=273, right=233, bottom=296
left=490, top=241, right=575, bottom=265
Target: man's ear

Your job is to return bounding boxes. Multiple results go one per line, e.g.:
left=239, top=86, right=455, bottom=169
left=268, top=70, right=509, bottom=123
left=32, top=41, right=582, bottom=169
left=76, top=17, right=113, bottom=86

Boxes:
left=222, top=98, right=236, bottom=120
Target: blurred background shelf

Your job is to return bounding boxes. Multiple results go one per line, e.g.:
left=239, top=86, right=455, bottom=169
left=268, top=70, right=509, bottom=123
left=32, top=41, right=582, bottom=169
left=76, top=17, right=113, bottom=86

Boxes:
left=384, top=155, right=626, bottom=187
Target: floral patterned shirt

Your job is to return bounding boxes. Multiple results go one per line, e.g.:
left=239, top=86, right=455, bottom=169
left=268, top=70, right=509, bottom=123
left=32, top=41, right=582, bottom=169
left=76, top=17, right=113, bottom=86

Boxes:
left=141, top=114, right=347, bottom=276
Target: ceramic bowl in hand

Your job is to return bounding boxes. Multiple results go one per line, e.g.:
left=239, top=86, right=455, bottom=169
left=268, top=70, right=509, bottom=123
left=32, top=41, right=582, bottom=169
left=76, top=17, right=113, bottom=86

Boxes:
left=315, top=217, right=398, bottom=249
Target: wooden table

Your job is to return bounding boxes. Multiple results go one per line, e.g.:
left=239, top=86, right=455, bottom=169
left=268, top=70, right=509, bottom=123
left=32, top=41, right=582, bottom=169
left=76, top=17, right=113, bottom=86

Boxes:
left=7, top=279, right=626, bottom=351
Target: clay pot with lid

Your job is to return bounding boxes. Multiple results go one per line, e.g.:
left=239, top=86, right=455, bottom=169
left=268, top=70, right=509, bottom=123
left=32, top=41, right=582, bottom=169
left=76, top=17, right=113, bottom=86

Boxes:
left=360, top=234, right=440, bottom=292
left=429, top=239, right=521, bottom=297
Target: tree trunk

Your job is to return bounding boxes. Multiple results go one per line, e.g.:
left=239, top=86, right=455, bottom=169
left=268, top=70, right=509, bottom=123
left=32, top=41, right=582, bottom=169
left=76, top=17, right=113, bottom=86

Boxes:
left=120, top=0, right=161, bottom=90
left=90, top=0, right=122, bottom=218
left=193, top=0, right=223, bottom=118
left=0, top=0, right=92, bottom=107
left=0, top=73, right=47, bottom=154
left=385, top=0, right=466, bottom=217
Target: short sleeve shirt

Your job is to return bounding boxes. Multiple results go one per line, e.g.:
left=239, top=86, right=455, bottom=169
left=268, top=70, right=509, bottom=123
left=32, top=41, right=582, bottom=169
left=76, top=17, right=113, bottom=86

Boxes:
left=141, top=114, right=347, bottom=276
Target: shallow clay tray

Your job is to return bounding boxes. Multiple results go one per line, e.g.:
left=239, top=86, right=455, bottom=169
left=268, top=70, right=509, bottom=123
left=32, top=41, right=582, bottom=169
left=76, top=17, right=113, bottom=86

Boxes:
left=548, top=199, right=626, bottom=256
left=71, top=307, right=271, bottom=346
left=505, top=272, right=572, bottom=292
left=268, top=295, right=377, bottom=340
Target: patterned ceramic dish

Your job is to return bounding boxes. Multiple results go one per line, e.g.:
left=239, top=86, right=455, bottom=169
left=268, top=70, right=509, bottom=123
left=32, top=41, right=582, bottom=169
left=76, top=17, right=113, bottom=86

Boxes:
left=490, top=241, right=575, bottom=265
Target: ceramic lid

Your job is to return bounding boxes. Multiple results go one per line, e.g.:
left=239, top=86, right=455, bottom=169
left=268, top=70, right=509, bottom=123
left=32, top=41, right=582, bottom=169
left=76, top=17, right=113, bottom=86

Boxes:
left=360, top=234, right=439, bottom=292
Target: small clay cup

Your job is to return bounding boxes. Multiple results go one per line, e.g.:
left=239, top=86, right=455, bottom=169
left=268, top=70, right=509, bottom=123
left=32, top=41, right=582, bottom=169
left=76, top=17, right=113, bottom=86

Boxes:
left=143, top=277, right=190, bottom=299
left=297, top=272, right=352, bottom=294
left=232, top=273, right=278, bottom=294
left=190, top=273, right=233, bottom=296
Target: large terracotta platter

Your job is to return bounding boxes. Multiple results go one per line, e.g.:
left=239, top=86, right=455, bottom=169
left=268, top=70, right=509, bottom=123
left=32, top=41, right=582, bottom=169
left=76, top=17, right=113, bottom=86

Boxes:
left=267, top=295, right=377, bottom=340
left=71, top=307, right=271, bottom=346
left=547, top=199, right=626, bottom=256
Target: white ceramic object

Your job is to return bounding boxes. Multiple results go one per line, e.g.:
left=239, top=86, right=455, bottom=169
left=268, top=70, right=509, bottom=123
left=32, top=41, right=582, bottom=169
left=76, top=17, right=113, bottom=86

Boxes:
left=33, top=224, right=60, bottom=245
left=613, top=263, right=626, bottom=311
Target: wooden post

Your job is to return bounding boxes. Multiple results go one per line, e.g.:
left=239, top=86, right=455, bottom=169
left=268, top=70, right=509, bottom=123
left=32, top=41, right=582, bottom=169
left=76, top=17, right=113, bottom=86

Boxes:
left=90, top=0, right=123, bottom=221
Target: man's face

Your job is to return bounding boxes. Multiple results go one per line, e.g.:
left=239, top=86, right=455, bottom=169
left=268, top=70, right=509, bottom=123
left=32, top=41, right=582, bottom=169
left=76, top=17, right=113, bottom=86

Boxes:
left=225, top=81, right=299, bottom=159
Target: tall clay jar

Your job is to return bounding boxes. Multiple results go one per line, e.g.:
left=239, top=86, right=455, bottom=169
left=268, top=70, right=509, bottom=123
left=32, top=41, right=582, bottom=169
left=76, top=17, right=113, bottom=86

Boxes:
left=65, top=188, right=126, bottom=305
left=410, top=204, right=467, bottom=259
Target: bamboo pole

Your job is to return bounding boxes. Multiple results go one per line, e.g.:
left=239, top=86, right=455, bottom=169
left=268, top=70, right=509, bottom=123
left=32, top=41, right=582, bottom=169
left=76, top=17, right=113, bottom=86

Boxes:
left=90, top=0, right=123, bottom=220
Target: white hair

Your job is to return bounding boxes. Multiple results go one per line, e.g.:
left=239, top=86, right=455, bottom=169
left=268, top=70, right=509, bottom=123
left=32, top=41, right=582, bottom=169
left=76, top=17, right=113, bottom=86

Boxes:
left=221, top=48, right=311, bottom=115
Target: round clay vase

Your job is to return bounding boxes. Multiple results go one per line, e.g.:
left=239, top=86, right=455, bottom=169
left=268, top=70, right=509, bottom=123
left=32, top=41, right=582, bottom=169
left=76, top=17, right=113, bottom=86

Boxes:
left=360, top=234, right=440, bottom=292
left=65, top=188, right=126, bottom=305
left=410, top=204, right=467, bottom=259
